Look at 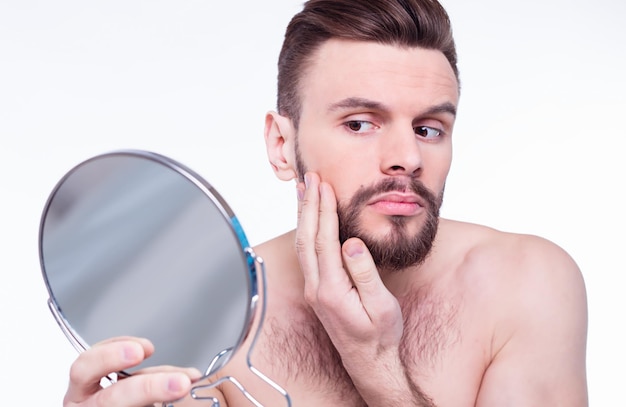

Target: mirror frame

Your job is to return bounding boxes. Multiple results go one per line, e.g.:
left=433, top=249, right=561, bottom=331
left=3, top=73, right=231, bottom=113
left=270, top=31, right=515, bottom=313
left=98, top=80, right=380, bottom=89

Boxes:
left=38, top=149, right=257, bottom=375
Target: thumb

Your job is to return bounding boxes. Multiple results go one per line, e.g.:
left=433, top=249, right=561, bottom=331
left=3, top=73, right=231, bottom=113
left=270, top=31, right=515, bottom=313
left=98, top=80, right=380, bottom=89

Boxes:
left=342, top=238, right=386, bottom=300
left=342, top=238, right=402, bottom=335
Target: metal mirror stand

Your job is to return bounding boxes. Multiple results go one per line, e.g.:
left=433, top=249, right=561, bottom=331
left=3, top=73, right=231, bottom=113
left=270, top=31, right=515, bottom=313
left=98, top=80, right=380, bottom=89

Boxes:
left=163, top=248, right=291, bottom=407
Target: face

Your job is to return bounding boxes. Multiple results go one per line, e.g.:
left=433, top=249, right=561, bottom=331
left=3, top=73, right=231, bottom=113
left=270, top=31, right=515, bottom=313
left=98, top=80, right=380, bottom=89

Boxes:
left=278, top=39, right=459, bottom=272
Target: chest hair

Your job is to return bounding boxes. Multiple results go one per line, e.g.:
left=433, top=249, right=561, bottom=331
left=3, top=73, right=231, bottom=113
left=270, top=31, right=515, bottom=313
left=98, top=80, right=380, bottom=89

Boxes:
left=261, top=288, right=460, bottom=404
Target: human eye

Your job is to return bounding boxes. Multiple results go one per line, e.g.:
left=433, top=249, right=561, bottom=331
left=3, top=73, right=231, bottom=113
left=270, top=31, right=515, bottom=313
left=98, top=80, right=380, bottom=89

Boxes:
left=414, top=125, right=443, bottom=140
left=345, top=120, right=376, bottom=134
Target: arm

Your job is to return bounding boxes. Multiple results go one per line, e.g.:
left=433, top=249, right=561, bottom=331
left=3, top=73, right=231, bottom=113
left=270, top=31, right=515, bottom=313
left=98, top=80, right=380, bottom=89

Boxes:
left=63, top=336, right=224, bottom=407
left=475, top=238, right=588, bottom=406
left=295, top=173, right=434, bottom=406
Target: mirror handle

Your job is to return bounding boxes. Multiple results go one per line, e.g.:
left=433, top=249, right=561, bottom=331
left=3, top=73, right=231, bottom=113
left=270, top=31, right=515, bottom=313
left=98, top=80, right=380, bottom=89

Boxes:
left=177, top=251, right=292, bottom=407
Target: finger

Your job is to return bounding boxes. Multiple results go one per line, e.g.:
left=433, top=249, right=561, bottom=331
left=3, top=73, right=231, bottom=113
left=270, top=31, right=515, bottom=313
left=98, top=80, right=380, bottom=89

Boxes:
left=342, top=237, right=398, bottom=317
left=92, top=336, right=152, bottom=347
left=92, top=336, right=155, bottom=359
left=295, top=172, right=322, bottom=293
left=316, top=181, right=351, bottom=288
left=133, top=365, right=203, bottom=381
left=84, top=371, right=192, bottom=407
left=65, top=338, right=153, bottom=403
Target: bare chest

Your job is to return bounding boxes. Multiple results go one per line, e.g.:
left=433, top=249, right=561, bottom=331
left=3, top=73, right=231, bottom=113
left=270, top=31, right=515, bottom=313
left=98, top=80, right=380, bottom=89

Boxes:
left=250, top=290, right=487, bottom=406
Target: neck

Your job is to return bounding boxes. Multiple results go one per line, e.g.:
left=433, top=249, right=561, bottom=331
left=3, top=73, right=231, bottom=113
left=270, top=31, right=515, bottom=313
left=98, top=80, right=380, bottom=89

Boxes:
left=380, top=257, right=436, bottom=298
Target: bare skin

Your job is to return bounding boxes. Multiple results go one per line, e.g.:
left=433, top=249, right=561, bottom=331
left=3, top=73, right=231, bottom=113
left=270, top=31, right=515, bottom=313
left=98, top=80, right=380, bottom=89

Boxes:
left=62, top=40, right=588, bottom=406
left=213, top=214, right=588, bottom=407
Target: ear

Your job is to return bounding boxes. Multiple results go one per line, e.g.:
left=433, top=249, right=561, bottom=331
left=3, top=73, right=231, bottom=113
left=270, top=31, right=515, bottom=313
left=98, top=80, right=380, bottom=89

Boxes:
left=264, top=111, right=298, bottom=181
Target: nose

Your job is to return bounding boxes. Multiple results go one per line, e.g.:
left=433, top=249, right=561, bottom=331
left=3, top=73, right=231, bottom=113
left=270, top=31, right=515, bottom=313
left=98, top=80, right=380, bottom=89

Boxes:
left=379, top=125, right=423, bottom=177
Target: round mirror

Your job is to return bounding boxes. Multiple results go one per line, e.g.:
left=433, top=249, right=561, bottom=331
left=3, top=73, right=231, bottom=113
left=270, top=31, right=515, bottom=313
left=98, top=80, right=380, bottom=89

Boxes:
left=39, top=150, right=256, bottom=377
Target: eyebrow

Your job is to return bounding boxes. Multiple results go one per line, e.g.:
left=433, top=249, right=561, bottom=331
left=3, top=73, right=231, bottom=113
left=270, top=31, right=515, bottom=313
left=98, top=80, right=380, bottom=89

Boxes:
left=422, top=101, right=457, bottom=118
left=327, top=97, right=386, bottom=113
left=327, top=97, right=457, bottom=118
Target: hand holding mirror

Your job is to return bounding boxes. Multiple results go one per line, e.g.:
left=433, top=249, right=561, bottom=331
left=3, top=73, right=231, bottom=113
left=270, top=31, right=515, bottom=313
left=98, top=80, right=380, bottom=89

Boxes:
left=38, top=150, right=290, bottom=406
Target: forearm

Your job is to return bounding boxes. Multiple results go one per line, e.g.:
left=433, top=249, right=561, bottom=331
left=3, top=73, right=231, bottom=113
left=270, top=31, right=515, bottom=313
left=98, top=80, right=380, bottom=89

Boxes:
left=343, top=350, right=436, bottom=407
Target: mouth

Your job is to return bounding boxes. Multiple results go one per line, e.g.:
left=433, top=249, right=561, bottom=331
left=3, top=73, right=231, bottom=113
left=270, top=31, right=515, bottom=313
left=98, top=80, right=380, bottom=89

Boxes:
left=367, top=192, right=426, bottom=217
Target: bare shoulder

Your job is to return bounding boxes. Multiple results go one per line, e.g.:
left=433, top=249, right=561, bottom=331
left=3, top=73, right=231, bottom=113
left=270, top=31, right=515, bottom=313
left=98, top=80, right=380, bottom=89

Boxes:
left=439, top=218, right=584, bottom=287
left=440, top=219, right=588, bottom=405
left=252, top=230, right=298, bottom=273
left=253, top=230, right=295, bottom=255
left=442, top=218, right=587, bottom=323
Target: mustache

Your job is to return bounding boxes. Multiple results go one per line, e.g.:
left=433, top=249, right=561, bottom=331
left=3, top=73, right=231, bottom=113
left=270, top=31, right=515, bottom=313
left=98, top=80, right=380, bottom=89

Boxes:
left=345, top=177, right=440, bottom=212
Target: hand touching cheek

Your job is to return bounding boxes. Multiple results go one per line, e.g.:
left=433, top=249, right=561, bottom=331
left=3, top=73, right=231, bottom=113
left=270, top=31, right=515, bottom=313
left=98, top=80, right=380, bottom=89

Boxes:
left=295, top=172, right=403, bottom=372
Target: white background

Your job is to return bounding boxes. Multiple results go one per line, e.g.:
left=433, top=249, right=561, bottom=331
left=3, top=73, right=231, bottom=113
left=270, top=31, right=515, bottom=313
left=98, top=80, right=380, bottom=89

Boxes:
left=1, top=0, right=624, bottom=404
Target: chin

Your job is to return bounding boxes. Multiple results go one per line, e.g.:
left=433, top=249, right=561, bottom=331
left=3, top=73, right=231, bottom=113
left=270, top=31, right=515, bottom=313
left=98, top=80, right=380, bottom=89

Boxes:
left=340, top=213, right=439, bottom=272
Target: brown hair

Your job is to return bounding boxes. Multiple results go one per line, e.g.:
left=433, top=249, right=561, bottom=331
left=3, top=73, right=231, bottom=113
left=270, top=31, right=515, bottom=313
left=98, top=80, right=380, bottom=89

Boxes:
left=277, top=0, right=459, bottom=128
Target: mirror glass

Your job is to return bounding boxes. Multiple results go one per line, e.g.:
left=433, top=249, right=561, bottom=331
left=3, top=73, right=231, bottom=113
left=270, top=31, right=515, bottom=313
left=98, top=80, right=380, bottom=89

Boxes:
left=39, top=150, right=256, bottom=376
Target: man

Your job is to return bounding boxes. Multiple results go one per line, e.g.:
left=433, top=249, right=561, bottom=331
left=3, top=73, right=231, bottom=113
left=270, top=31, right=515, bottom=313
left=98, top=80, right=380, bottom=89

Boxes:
left=63, top=0, right=588, bottom=405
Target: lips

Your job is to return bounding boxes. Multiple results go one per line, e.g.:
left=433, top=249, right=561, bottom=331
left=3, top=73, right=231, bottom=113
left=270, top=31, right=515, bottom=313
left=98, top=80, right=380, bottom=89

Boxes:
left=367, top=192, right=426, bottom=216
left=369, top=191, right=425, bottom=206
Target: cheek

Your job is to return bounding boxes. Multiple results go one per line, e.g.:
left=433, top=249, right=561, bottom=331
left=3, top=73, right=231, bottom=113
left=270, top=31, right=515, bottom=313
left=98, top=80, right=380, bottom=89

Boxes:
left=431, top=144, right=452, bottom=174
left=323, top=172, right=361, bottom=205
left=437, top=156, right=452, bottom=187
left=442, top=151, right=453, bottom=183
left=421, top=147, right=452, bottom=196
left=316, top=151, right=371, bottom=203
left=299, top=135, right=368, bottom=181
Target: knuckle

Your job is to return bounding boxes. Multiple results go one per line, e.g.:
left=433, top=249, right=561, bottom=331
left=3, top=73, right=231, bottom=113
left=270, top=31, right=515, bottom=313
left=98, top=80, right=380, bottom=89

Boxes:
left=314, top=232, right=339, bottom=254
left=298, top=195, right=311, bottom=208
left=92, top=385, right=113, bottom=407
left=141, top=376, right=156, bottom=398
left=314, top=238, right=330, bottom=254
left=316, top=288, right=340, bottom=307
left=68, top=359, right=90, bottom=387
left=378, top=304, right=397, bottom=320
left=294, top=236, right=307, bottom=253
left=377, top=300, right=401, bottom=322
left=352, top=268, right=374, bottom=284
left=303, top=287, right=318, bottom=306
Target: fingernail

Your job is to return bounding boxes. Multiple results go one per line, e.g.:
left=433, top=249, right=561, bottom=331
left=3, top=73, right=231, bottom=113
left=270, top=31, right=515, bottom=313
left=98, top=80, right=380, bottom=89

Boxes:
left=304, top=173, right=310, bottom=188
left=345, top=241, right=364, bottom=258
left=122, top=343, right=139, bottom=362
left=167, top=374, right=185, bottom=393
left=296, top=184, right=304, bottom=201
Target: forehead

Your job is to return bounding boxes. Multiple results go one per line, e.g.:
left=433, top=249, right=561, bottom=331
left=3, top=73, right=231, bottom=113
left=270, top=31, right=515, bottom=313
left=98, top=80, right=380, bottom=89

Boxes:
left=299, top=39, right=459, bottom=115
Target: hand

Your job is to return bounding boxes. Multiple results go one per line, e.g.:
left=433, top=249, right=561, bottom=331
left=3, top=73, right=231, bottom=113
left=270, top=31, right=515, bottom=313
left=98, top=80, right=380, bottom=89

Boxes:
left=63, top=336, right=202, bottom=407
left=295, top=172, right=404, bottom=369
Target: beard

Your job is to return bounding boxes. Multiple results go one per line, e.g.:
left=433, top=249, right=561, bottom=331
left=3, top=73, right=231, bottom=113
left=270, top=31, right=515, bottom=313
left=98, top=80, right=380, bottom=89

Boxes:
left=295, top=142, right=443, bottom=273
left=337, top=177, right=442, bottom=273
